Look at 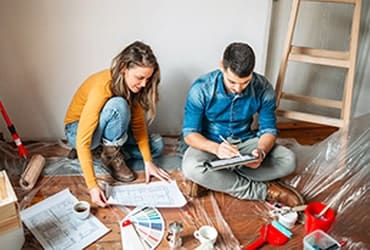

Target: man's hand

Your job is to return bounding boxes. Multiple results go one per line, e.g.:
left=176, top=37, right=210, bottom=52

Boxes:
left=216, top=141, right=241, bottom=159
left=144, top=161, right=172, bottom=183
left=243, top=148, right=265, bottom=169
left=89, top=187, right=108, bottom=207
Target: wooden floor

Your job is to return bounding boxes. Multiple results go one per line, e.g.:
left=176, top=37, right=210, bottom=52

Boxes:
left=277, top=121, right=338, bottom=145
left=3, top=122, right=341, bottom=249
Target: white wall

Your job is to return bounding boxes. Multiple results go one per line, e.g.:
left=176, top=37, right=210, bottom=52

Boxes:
left=1, top=0, right=369, bottom=141
left=266, top=0, right=370, bottom=119
left=0, top=0, right=272, bottom=140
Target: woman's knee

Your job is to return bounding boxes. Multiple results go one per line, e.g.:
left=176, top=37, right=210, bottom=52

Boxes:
left=97, top=97, right=131, bottom=145
left=150, top=133, right=164, bottom=158
left=65, top=122, right=78, bottom=148
left=103, top=97, right=130, bottom=120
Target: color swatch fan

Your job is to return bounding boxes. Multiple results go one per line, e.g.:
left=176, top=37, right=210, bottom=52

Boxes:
left=120, top=207, right=165, bottom=250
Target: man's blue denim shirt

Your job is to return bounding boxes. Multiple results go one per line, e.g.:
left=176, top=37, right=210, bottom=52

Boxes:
left=182, top=69, right=278, bottom=143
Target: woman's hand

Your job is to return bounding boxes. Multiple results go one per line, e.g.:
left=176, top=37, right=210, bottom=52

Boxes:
left=89, top=187, right=108, bottom=207
left=144, top=161, right=172, bottom=183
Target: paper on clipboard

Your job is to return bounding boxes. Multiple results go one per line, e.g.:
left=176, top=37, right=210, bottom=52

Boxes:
left=203, top=154, right=258, bottom=171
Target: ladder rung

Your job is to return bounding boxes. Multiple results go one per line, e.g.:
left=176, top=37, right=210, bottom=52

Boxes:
left=291, top=46, right=350, bottom=60
left=302, top=0, right=357, bottom=4
left=276, top=109, right=344, bottom=127
left=289, top=46, right=350, bottom=68
left=281, top=92, right=343, bottom=109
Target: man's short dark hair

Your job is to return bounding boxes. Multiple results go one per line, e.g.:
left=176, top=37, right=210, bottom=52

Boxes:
left=222, top=42, right=255, bottom=77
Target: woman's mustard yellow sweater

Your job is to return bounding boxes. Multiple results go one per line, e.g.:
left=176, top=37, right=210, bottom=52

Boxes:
left=64, top=70, right=151, bottom=189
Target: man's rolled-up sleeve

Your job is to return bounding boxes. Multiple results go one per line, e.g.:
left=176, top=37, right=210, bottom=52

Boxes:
left=257, top=85, right=278, bottom=137
left=182, top=84, right=205, bottom=137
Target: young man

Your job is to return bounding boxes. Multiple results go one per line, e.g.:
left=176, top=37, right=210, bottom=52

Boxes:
left=181, top=42, right=304, bottom=207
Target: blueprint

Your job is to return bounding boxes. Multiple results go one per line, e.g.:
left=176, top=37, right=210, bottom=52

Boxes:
left=20, top=189, right=110, bottom=250
left=107, top=181, right=187, bottom=208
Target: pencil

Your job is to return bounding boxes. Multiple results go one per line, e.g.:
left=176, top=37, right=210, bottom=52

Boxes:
left=219, top=135, right=243, bottom=158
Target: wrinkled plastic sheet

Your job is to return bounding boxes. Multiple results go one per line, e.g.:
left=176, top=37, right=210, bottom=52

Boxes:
left=179, top=113, right=369, bottom=249
left=284, top=113, right=370, bottom=249
left=1, top=113, right=370, bottom=249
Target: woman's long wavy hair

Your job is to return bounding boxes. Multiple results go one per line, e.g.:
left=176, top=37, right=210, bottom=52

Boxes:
left=110, top=41, right=160, bottom=124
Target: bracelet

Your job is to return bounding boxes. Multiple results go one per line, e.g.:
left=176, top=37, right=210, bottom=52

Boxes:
left=257, top=148, right=266, bottom=159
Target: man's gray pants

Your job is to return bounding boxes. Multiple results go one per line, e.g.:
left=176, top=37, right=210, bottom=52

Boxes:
left=182, top=137, right=296, bottom=200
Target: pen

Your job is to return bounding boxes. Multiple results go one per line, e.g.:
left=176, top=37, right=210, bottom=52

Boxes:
left=219, top=135, right=243, bottom=158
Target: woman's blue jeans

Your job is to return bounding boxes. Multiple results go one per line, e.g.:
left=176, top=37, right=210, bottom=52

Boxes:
left=65, top=97, right=163, bottom=159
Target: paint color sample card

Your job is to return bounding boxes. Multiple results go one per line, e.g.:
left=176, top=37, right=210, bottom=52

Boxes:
left=121, top=207, right=165, bottom=250
left=121, top=220, right=146, bottom=250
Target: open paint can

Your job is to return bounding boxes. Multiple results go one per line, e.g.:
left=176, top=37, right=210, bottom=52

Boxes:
left=305, top=202, right=336, bottom=234
left=278, top=209, right=298, bottom=229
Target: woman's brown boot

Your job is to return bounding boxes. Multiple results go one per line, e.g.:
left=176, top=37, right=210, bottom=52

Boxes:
left=101, top=145, right=136, bottom=182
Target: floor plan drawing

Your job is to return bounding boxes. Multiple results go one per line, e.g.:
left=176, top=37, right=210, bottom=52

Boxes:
left=108, top=181, right=187, bottom=208
left=20, top=189, right=110, bottom=250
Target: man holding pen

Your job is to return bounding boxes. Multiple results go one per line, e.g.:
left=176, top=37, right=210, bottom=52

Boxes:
left=181, top=42, right=304, bottom=207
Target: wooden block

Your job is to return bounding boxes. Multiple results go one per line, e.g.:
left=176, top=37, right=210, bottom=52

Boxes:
left=0, top=215, right=21, bottom=234
left=0, top=170, right=17, bottom=203
left=0, top=171, right=7, bottom=200
left=0, top=203, right=17, bottom=222
left=0, top=170, right=19, bottom=223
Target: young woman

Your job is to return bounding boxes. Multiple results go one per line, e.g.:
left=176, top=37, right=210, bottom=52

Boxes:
left=64, top=41, right=171, bottom=207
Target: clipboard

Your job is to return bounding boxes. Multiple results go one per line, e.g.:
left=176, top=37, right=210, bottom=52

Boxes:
left=203, top=154, right=258, bottom=171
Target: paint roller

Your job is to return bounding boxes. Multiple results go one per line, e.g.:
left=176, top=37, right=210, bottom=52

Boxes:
left=19, top=154, right=46, bottom=190
left=0, top=101, right=46, bottom=191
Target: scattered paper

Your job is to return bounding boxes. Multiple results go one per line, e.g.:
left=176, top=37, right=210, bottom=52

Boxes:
left=20, top=189, right=110, bottom=250
left=107, top=181, right=187, bottom=208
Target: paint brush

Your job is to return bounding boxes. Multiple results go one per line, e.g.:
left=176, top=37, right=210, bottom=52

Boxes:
left=317, top=199, right=336, bottom=218
left=316, top=186, right=347, bottom=219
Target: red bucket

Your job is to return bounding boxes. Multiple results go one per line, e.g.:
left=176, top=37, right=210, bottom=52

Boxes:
left=304, top=202, right=336, bottom=234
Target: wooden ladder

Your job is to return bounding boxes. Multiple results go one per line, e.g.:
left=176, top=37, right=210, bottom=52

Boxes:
left=275, top=0, right=362, bottom=128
